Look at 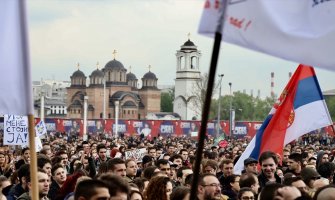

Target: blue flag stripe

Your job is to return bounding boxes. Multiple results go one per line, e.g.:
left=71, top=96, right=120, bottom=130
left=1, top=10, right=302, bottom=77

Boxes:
left=294, top=76, right=323, bottom=109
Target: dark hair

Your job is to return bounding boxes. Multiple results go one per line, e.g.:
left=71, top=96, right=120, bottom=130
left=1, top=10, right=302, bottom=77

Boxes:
left=21, top=147, right=30, bottom=155
left=169, top=154, right=183, bottom=162
left=170, top=186, right=190, bottom=200
left=259, top=151, right=278, bottom=165
left=288, top=153, right=303, bottom=164
left=97, top=161, right=108, bottom=176
left=317, top=162, right=335, bottom=179
left=98, top=174, right=130, bottom=197
left=51, top=163, right=64, bottom=176
left=74, top=179, right=108, bottom=200
left=156, top=159, right=169, bottom=168
left=17, top=164, right=30, bottom=183
left=223, top=174, right=239, bottom=190
left=107, top=158, right=125, bottom=171
left=132, top=177, right=148, bottom=193
left=258, top=183, right=283, bottom=200
left=97, top=144, right=107, bottom=153
left=238, top=187, right=255, bottom=200
left=239, top=173, right=257, bottom=188
left=185, top=173, right=193, bottom=186
left=145, top=176, right=171, bottom=200
left=37, top=155, right=51, bottom=169
left=283, top=176, right=302, bottom=186
left=143, top=166, right=158, bottom=180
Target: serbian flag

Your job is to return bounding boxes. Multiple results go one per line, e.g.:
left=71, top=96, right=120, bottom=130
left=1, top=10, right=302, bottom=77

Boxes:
left=198, top=0, right=335, bottom=71
left=234, top=65, right=333, bottom=174
left=0, top=0, right=33, bottom=115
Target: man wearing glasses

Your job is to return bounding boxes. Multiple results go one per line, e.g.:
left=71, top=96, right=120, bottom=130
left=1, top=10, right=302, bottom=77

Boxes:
left=197, top=174, right=222, bottom=200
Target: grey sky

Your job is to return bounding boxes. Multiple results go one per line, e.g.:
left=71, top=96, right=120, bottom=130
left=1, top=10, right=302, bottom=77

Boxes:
left=27, top=0, right=335, bottom=98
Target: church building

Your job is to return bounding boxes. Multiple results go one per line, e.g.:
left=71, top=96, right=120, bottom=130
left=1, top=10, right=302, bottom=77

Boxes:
left=66, top=56, right=161, bottom=119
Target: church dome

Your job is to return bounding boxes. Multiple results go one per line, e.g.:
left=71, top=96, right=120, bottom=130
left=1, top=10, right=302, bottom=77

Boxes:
left=143, top=71, right=157, bottom=80
left=71, top=69, right=86, bottom=78
left=104, top=59, right=125, bottom=71
left=181, top=39, right=197, bottom=51
left=90, top=69, right=104, bottom=77
left=127, top=72, right=137, bottom=81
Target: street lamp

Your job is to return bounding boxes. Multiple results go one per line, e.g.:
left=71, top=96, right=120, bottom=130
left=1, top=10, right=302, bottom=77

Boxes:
left=229, top=82, right=232, bottom=135
left=217, top=74, right=224, bottom=135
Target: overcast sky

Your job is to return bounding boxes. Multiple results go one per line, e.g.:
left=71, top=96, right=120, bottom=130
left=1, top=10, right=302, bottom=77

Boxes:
left=27, top=0, right=335, bottom=98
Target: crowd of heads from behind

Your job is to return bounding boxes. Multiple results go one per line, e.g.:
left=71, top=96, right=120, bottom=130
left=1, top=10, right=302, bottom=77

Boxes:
left=0, top=132, right=335, bottom=200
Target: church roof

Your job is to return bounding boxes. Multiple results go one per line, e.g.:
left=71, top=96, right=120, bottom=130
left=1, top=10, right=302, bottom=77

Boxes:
left=143, top=71, right=157, bottom=80
left=181, top=39, right=197, bottom=51
left=90, top=69, right=104, bottom=77
left=104, top=59, right=126, bottom=71
left=127, top=72, right=137, bottom=81
left=71, top=69, right=86, bottom=78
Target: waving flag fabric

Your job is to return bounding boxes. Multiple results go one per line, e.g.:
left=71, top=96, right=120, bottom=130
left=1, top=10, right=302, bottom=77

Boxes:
left=0, top=0, right=33, bottom=115
left=198, top=0, right=335, bottom=71
left=234, top=65, right=333, bottom=174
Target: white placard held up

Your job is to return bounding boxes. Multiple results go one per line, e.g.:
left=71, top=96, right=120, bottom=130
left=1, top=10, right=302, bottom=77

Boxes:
left=125, top=148, right=147, bottom=163
left=4, top=114, right=29, bottom=145
left=35, top=120, right=47, bottom=137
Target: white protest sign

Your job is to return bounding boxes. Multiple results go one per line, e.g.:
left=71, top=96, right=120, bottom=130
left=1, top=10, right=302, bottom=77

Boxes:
left=35, top=136, right=43, bottom=152
left=4, top=115, right=29, bottom=145
left=35, top=120, right=47, bottom=137
left=125, top=148, right=147, bottom=162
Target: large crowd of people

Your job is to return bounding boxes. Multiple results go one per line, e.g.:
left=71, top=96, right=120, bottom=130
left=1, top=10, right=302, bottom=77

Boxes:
left=0, top=131, right=334, bottom=200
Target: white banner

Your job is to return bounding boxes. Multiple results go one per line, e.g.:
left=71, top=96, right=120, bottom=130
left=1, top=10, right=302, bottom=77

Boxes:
left=4, top=114, right=29, bottom=145
left=199, top=0, right=335, bottom=71
left=0, top=0, right=33, bottom=115
left=125, top=148, right=147, bottom=163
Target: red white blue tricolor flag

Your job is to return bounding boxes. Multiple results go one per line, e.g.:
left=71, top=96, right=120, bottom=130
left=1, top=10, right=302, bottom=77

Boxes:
left=234, top=65, right=333, bottom=174
left=198, top=0, right=335, bottom=71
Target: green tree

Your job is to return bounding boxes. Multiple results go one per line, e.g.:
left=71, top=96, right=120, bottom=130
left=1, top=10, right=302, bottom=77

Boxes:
left=325, top=96, right=335, bottom=121
left=160, top=88, right=174, bottom=112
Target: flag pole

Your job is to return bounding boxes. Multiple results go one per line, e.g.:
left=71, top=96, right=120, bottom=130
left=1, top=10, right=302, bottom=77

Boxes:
left=28, top=114, right=39, bottom=200
left=189, top=1, right=228, bottom=199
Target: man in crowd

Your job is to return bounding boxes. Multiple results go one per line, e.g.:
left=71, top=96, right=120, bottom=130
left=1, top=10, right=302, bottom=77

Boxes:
left=218, top=159, right=234, bottom=186
left=197, top=174, right=222, bottom=200
left=107, top=158, right=127, bottom=178
left=156, top=159, right=171, bottom=177
left=287, top=153, right=303, bottom=176
left=125, top=159, right=138, bottom=183
left=37, top=155, right=52, bottom=179
left=98, top=174, right=129, bottom=200
left=17, top=168, right=50, bottom=200
left=243, top=157, right=258, bottom=175
left=258, top=151, right=282, bottom=188
left=95, top=144, right=109, bottom=171
left=74, top=179, right=110, bottom=200
left=239, top=172, right=260, bottom=195
left=15, top=148, right=30, bottom=170
left=177, top=166, right=193, bottom=187
left=7, top=164, right=30, bottom=200
left=48, top=164, right=67, bottom=199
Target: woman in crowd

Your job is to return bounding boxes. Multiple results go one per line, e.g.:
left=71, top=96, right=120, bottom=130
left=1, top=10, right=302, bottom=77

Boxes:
left=144, top=176, right=173, bottom=200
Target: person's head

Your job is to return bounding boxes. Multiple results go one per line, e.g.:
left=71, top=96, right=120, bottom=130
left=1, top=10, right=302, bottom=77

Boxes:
left=17, top=164, right=30, bottom=188
left=243, top=158, right=258, bottom=174
left=145, top=176, right=172, bottom=200
left=197, top=174, right=221, bottom=200
left=239, top=173, right=260, bottom=194
left=130, top=190, right=143, bottom=200
left=259, top=151, right=278, bottom=179
left=169, top=154, right=183, bottom=169
left=148, top=147, right=156, bottom=158
left=282, top=148, right=290, bottom=165
left=283, top=176, right=308, bottom=193
left=313, top=185, right=335, bottom=200
left=238, top=187, right=255, bottom=200
left=203, top=160, right=218, bottom=175
left=156, top=159, right=171, bottom=176
left=308, top=157, right=317, bottom=166
left=301, top=167, right=321, bottom=188
left=52, top=163, right=67, bottom=186
left=37, top=155, right=52, bottom=178
left=107, top=158, right=126, bottom=177
left=21, top=147, right=30, bottom=163
left=167, top=144, right=175, bottom=155
left=97, top=144, right=108, bottom=161
left=142, top=166, right=159, bottom=180
left=220, top=159, right=234, bottom=177
left=57, top=150, right=69, bottom=167
left=126, top=159, right=138, bottom=178
left=170, top=186, right=190, bottom=200
left=317, top=162, right=335, bottom=183
left=98, top=174, right=129, bottom=200
left=224, top=174, right=240, bottom=192
left=177, top=166, right=193, bottom=186
left=287, top=153, right=303, bottom=173
left=179, top=149, right=188, bottom=161
left=75, top=179, right=110, bottom=200
left=36, top=169, right=50, bottom=198
left=258, top=183, right=283, bottom=200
